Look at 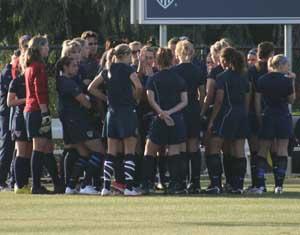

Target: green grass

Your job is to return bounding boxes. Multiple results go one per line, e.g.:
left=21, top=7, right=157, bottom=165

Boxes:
left=1, top=178, right=300, bottom=235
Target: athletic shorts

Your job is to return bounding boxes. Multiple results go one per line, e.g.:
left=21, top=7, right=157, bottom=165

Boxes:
left=11, top=114, right=28, bottom=141
left=24, top=111, right=52, bottom=140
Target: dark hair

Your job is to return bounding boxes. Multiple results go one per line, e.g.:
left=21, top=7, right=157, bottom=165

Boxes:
left=156, top=48, right=173, bottom=68
left=81, top=30, right=98, bottom=40
left=55, top=56, right=74, bottom=77
left=168, top=37, right=179, bottom=46
left=256, top=42, right=274, bottom=71
left=221, top=47, right=246, bottom=75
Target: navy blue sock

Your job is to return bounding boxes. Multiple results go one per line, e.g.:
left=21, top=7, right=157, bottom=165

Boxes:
left=158, top=155, right=167, bottom=185
left=124, top=154, right=136, bottom=190
left=31, top=151, right=44, bottom=189
left=44, top=153, right=60, bottom=186
left=142, top=155, right=155, bottom=186
left=223, top=154, right=234, bottom=186
left=134, top=153, right=142, bottom=187
left=69, top=156, right=88, bottom=189
left=82, top=152, right=104, bottom=188
left=206, top=154, right=223, bottom=188
left=115, top=153, right=125, bottom=184
left=273, top=156, right=287, bottom=188
left=103, top=154, right=115, bottom=190
left=256, top=156, right=268, bottom=188
left=181, top=152, right=189, bottom=183
left=64, top=149, right=79, bottom=186
left=191, top=151, right=202, bottom=186
left=24, top=158, right=31, bottom=185
left=250, top=152, right=258, bottom=187
left=232, top=158, right=247, bottom=190
left=14, top=157, right=27, bottom=188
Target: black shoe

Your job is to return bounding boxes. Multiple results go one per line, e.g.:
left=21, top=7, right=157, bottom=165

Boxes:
left=31, top=186, right=52, bottom=195
left=141, top=182, right=155, bottom=195
left=223, top=183, right=233, bottom=193
left=228, top=189, right=243, bottom=195
left=168, top=183, right=187, bottom=195
left=0, top=183, right=12, bottom=192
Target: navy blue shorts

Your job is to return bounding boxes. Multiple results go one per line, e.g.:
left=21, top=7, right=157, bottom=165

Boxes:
left=248, top=112, right=260, bottom=137
left=213, top=109, right=249, bottom=140
left=259, top=113, right=293, bottom=140
left=60, top=113, right=99, bottom=145
left=104, top=107, right=138, bottom=139
left=184, top=104, right=201, bottom=138
left=11, top=114, right=28, bottom=141
left=148, top=113, right=186, bottom=146
left=24, top=111, right=52, bottom=140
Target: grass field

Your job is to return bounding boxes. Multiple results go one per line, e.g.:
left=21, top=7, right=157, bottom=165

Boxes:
left=1, top=177, right=300, bottom=235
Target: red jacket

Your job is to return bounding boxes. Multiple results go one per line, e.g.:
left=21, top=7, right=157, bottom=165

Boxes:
left=24, top=61, right=49, bottom=112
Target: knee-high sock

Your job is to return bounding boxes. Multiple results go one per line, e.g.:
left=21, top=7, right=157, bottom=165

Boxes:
left=190, top=151, right=202, bottom=186
left=256, top=156, right=268, bottom=188
left=64, top=148, right=79, bottom=186
left=206, top=154, right=223, bottom=188
left=14, top=157, right=28, bottom=188
left=272, top=155, right=288, bottom=188
left=223, top=154, right=234, bottom=186
left=231, top=157, right=247, bottom=190
left=142, top=155, right=155, bottom=186
left=82, top=152, right=104, bottom=188
left=103, top=154, right=115, bottom=190
left=31, top=151, right=44, bottom=189
left=43, top=153, right=60, bottom=186
left=124, top=154, right=136, bottom=190
left=115, top=153, right=124, bottom=184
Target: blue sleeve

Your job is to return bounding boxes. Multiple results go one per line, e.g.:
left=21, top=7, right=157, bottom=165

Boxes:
left=215, top=75, right=225, bottom=90
left=178, top=76, right=187, bottom=92
left=146, top=76, right=154, bottom=91
left=256, top=77, right=263, bottom=93
left=62, top=80, right=82, bottom=98
left=286, top=79, right=294, bottom=96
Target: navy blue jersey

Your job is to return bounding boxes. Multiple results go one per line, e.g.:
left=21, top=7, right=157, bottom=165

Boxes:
left=248, top=63, right=268, bottom=112
left=146, top=69, right=187, bottom=111
left=81, top=58, right=100, bottom=81
left=208, top=64, right=224, bottom=81
left=216, top=69, right=250, bottom=110
left=8, top=75, right=26, bottom=116
left=257, top=72, right=293, bottom=115
left=192, top=58, right=208, bottom=82
left=56, top=76, right=86, bottom=116
left=104, top=63, right=136, bottom=109
left=0, top=64, right=13, bottom=116
left=172, top=63, right=205, bottom=105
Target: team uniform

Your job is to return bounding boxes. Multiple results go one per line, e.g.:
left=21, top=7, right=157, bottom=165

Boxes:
left=146, top=69, right=187, bottom=145
left=57, top=75, right=97, bottom=145
left=103, top=63, right=138, bottom=139
left=172, top=63, right=205, bottom=138
left=257, top=72, right=293, bottom=140
left=8, top=75, right=27, bottom=141
left=213, top=69, right=249, bottom=139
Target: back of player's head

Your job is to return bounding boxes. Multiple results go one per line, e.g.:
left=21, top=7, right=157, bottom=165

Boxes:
left=268, top=54, right=288, bottom=71
left=18, top=35, right=31, bottom=50
left=210, top=38, right=232, bottom=56
left=175, top=40, right=194, bottom=61
left=220, top=47, right=246, bottom=75
left=113, top=44, right=131, bottom=59
left=168, top=37, right=179, bottom=47
left=257, top=42, right=275, bottom=60
left=156, top=48, right=173, bottom=68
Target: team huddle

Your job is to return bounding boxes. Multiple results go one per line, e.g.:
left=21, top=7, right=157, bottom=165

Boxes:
left=0, top=31, right=295, bottom=196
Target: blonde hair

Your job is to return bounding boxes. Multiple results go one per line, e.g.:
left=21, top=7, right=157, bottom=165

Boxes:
left=268, top=54, right=288, bottom=71
left=61, top=40, right=81, bottom=58
left=129, top=41, right=142, bottom=48
left=210, top=38, right=232, bottom=57
left=72, top=37, right=86, bottom=48
left=24, top=35, right=48, bottom=67
left=175, top=40, right=194, bottom=61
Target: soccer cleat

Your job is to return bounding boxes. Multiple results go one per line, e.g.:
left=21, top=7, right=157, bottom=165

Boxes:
left=111, top=181, right=126, bottom=193
left=274, top=187, right=283, bottom=195
left=246, top=187, right=264, bottom=195
left=124, top=188, right=142, bottom=196
left=204, top=186, right=221, bottom=195
left=223, top=183, right=233, bottom=193
left=187, top=182, right=201, bottom=194
left=229, top=189, right=244, bottom=195
left=31, top=186, right=51, bottom=195
left=65, top=187, right=78, bottom=195
left=14, top=184, right=31, bottom=194
left=79, top=186, right=99, bottom=195
left=101, top=188, right=112, bottom=196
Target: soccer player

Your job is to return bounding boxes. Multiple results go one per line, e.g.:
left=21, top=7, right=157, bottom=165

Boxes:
left=252, top=55, right=295, bottom=195
left=207, top=47, right=250, bottom=194
left=247, top=48, right=258, bottom=67
left=200, top=38, right=232, bottom=193
left=172, top=40, right=205, bottom=193
left=89, top=44, right=143, bottom=196
left=56, top=56, right=105, bottom=195
left=143, top=48, right=188, bottom=194
left=23, top=35, right=61, bottom=194
left=7, top=55, right=32, bottom=194
left=247, top=42, right=274, bottom=192
left=129, top=41, right=142, bottom=70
